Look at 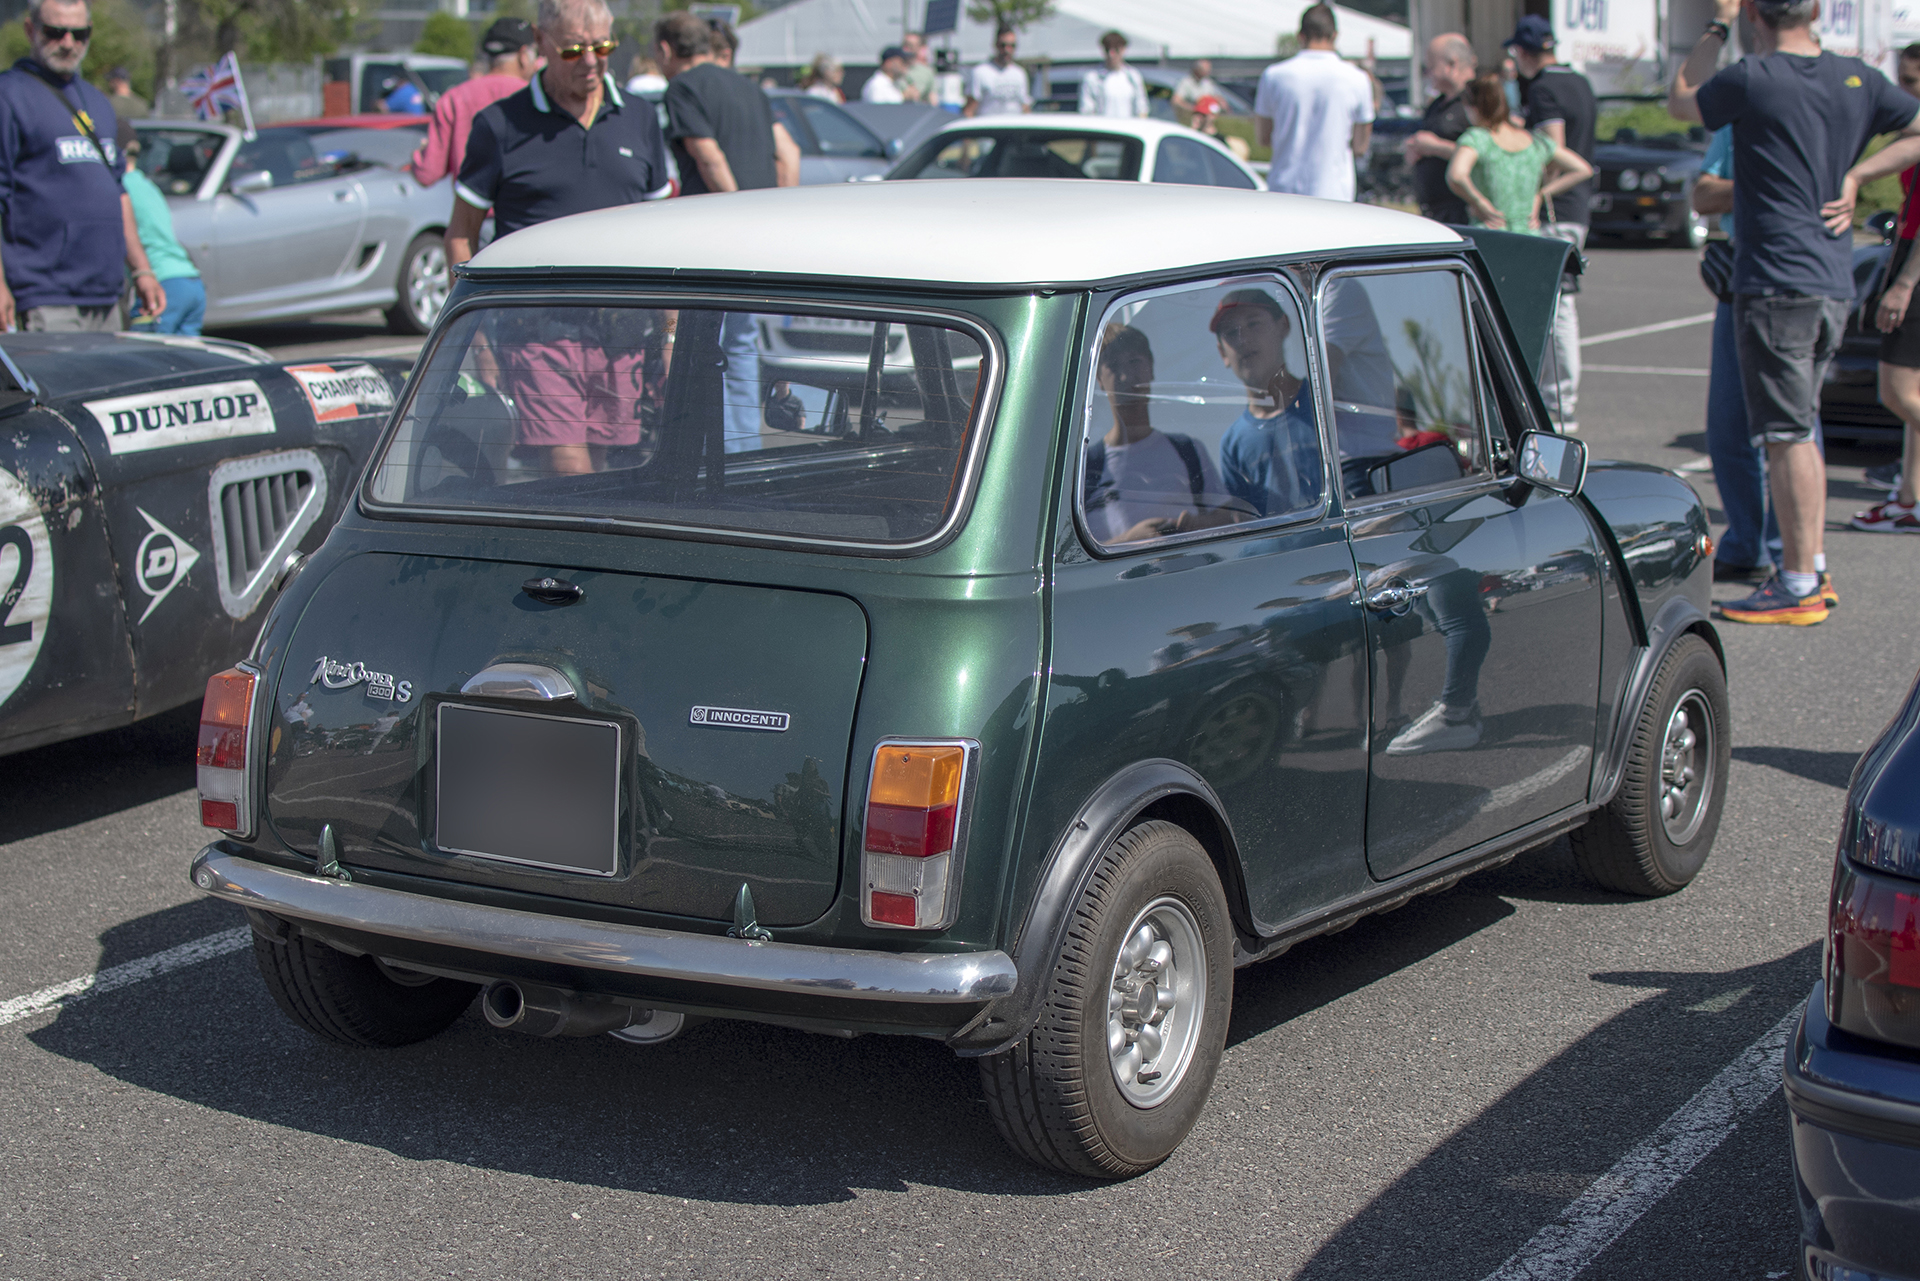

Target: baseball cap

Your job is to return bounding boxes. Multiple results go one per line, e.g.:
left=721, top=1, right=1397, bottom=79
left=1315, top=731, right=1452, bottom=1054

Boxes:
left=880, top=45, right=907, bottom=62
left=1193, top=94, right=1225, bottom=116
left=1209, top=289, right=1286, bottom=334
left=1506, top=14, right=1555, bottom=51
left=480, top=17, right=536, bottom=56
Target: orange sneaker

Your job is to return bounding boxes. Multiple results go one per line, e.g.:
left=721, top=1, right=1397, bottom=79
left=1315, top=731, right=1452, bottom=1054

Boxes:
left=1717, top=575, right=1828, bottom=626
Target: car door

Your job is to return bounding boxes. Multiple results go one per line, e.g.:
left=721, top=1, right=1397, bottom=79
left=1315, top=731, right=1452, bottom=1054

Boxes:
left=210, top=132, right=369, bottom=318
left=1320, top=262, right=1604, bottom=881
left=1036, top=273, right=1373, bottom=932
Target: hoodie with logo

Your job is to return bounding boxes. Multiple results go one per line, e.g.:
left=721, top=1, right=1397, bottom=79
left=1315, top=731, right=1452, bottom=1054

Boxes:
left=0, top=58, right=125, bottom=311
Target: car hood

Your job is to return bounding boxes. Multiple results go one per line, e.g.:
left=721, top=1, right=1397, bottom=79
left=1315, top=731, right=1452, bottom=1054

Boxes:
left=0, top=331, right=274, bottom=400
left=1594, top=143, right=1704, bottom=171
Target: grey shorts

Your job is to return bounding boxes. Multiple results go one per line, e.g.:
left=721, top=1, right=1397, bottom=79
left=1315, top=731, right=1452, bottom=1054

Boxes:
left=23, top=304, right=118, bottom=333
left=1731, top=292, right=1848, bottom=447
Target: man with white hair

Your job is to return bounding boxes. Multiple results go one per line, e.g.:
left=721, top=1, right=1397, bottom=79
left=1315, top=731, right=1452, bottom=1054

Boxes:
left=0, top=0, right=166, bottom=330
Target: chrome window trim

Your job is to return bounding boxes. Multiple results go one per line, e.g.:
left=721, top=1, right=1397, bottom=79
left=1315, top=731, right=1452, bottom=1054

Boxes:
left=358, top=291, right=1006, bottom=558
left=1313, top=257, right=1504, bottom=519
left=1071, top=270, right=1335, bottom=560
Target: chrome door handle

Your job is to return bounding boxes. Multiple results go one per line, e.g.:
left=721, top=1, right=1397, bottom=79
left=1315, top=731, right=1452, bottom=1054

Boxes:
left=1364, top=582, right=1431, bottom=613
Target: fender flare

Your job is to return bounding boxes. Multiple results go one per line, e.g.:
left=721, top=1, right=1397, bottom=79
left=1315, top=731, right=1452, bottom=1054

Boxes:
left=948, top=759, right=1250, bottom=1057
left=1592, top=593, right=1723, bottom=807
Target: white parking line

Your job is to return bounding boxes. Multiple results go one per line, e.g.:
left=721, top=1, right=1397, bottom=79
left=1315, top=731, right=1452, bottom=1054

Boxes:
left=0, top=927, right=250, bottom=1029
left=1580, top=313, right=1717, bottom=348
left=1584, top=364, right=1711, bottom=376
left=1480, top=1005, right=1800, bottom=1281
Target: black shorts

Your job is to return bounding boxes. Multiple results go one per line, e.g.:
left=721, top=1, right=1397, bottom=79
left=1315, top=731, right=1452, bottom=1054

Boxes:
left=1881, top=239, right=1920, bottom=368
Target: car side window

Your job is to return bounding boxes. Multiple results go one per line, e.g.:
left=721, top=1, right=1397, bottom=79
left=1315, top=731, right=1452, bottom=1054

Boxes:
left=135, top=129, right=221, bottom=195
left=231, top=134, right=330, bottom=189
left=796, top=98, right=885, bottom=159
left=768, top=98, right=820, bottom=155
left=1152, top=136, right=1215, bottom=187
left=1318, top=269, right=1489, bottom=502
left=1079, top=278, right=1325, bottom=549
left=1203, top=145, right=1257, bottom=190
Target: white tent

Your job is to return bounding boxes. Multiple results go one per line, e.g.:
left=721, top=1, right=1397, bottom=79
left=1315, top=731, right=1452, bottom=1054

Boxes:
left=737, top=0, right=1410, bottom=70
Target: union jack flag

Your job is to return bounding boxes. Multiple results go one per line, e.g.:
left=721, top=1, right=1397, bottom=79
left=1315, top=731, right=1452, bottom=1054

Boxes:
left=180, top=52, right=254, bottom=136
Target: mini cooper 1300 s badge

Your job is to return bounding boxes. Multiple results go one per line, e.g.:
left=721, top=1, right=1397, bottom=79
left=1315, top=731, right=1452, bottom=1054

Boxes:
left=312, top=655, right=413, bottom=703
left=688, top=705, right=789, bottom=731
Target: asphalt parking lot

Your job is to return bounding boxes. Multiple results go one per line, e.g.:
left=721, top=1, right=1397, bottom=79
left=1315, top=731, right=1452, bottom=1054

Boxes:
left=1, top=245, right=1915, bottom=1281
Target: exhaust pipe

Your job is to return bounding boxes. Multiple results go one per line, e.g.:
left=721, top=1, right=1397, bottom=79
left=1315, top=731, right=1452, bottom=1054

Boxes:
left=481, top=980, right=642, bottom=1038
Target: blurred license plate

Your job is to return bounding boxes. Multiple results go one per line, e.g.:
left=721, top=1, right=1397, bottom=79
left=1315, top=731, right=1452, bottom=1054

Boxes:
left=435, top=704, right=621, bottom=876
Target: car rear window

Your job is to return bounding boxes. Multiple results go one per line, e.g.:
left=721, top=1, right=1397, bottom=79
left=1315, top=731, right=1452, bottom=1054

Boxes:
left=366, top=303, right=991, bottom=547
left=896, top=132, right=1142, bottom=180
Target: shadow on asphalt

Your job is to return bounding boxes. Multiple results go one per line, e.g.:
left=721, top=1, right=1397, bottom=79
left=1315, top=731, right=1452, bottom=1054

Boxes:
left=1291, top=943, right=1818, bottom=1280
left=1733, top=744, right=1861, bottom=790
left=25, top=843, right=1621, bottom=1204
left=0, top=703, right=199, bottom=845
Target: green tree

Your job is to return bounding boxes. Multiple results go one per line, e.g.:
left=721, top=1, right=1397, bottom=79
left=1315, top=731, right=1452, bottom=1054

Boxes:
left=195, top=0, right=355, bottom=61
left=1, top=0, right=154, bottom=98
left=415, top=11, right=474, bottom=60
left=964, top=0, right=1054, bottom=31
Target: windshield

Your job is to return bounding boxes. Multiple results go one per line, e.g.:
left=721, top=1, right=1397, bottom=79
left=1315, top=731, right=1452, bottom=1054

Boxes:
left=893, top=131, right=1142, bottom=180
left=134, top=127, right=223, bottom=195
left=417, top=67, right=469, bottom=96
left=368, top=303, right=991, bottom=547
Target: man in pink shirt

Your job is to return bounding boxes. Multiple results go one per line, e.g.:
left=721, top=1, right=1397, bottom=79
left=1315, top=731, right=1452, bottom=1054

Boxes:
left=409, top=17, right=542, bottom=187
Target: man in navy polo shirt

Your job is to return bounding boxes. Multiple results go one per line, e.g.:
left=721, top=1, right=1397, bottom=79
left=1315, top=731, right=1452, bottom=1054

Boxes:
left=0, top=0, right=166, bottom=331
left=448, top=0, right=671, bottom=478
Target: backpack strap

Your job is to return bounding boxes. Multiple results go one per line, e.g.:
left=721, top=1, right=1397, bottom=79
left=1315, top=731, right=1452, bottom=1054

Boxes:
left=20, top=64, right=110, bottom=167
left=1166, top=433, right=1205, bottom=502
left=1083, top=439, right=1107, bottom=505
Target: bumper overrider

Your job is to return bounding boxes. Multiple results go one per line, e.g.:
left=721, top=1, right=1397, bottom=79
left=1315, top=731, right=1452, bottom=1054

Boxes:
left=190, top=846, right=1017, bottom=1039
left=1783, top=985, right=1920, bottom=1281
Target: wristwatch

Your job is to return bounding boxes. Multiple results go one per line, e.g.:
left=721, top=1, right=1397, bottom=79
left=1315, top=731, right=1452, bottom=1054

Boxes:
left=1705, top=19, right=1731, bottom=40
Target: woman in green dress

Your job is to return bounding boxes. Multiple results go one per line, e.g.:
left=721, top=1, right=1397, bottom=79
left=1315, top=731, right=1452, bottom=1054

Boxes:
left=1444, top=72, right=1592, bottom=234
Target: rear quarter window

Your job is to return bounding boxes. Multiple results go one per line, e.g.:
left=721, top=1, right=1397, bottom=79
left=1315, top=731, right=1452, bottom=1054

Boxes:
left=366, top=302, right=993, bottom=548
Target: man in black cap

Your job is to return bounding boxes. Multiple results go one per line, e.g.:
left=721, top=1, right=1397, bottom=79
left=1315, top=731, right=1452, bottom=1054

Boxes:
left=408, top=15, right=542, bottom=187
left=1509, top=14, right=1596, bottom=431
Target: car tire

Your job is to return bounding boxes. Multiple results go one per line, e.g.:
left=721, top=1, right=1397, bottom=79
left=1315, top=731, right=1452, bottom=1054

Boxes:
left=978, top=820, right=1233, bottom=1178
left=253, top=929, right=478, bottom=1047
left=1571, top=634, right=1729, bottom=896
left=386, top=232, right=449, bottom=335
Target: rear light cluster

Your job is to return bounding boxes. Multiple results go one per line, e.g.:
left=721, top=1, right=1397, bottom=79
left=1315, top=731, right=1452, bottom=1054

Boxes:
left=1826, top=806, right=1920, bottom=1050
left=198, top=666, right=259, bottom=835
left=860, top=739, right=974, bottom=930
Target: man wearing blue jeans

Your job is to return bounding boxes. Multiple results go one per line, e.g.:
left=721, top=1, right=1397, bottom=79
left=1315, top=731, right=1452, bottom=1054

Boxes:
left=1693, top=126, right=1782, bottom=579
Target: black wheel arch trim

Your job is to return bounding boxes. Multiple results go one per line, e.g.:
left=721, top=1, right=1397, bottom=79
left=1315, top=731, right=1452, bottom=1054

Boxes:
left=1591, top=593, right=1723, bottom=808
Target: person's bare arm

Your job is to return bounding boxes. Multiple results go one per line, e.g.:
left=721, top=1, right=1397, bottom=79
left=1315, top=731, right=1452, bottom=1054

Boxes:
left=1403, top=130, right=1459, bottom=161
left=1692, top=172, right=1733, bottom=214
left=1351, top=121, right=1372, bottom=156
left=1255, top=114, right=1273, bottom=149
left=446, top=198, right=486, bottom=266
left=1532, top=142, right=1594, bottom=228
left=0, top=244, right=14, bottom=331
left=1669, top=0, right=1740, bottom=122
left=682, top=136, right=738, bottom=193
left=1537, top=119, right=1566, bottom=148
left=962, top=96, right=979, bottom=117
left=1824, top=113, right=1920, bottom=232
left=122, top=194, right=167, bottom=318
left=1878, top=233, right=1920, bottom=331
left=772, top=122, right=801, bottom=188
left=1446, top=144, right=1503, bottom=228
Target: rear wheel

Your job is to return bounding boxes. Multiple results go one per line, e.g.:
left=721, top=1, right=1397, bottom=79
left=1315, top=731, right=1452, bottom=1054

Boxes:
left=979, top=821, right=1232, bottom=1178
left=386, top=232, right=449, bottom=335
left=1571, top=633, right=1729, bottom=895
left=253, top=930, right=478, bottom=1047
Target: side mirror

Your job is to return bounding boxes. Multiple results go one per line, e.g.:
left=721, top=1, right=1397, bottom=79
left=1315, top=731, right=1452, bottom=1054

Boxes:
left=1516, top=430, right=1587, bottom=496
left=228, top=169, right=273, bottom=195
left=886, top=137, right=904, bottom=158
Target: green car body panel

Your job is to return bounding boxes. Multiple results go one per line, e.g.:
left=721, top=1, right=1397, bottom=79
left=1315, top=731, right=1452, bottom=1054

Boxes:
left=204, top=243, right=1717, bottom=1048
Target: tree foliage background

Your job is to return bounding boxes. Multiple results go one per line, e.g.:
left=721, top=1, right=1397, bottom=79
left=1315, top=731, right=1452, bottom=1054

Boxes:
left=964, top=0, right=1054, bottom=30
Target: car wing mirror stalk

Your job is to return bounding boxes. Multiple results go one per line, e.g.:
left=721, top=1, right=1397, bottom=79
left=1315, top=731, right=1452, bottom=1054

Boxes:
left=1516, top=429, right=1588, bottom=497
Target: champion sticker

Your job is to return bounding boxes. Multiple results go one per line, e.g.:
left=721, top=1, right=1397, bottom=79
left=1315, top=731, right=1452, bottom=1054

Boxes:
left=132, top=509, right=200, bottom=624
left=688, top=705, right=790, bottom=732
left=285, top=363, right=397, bottom=423
left=86, top=380, right=276, bottom=455
left=0, top=468, right=53, bottom=713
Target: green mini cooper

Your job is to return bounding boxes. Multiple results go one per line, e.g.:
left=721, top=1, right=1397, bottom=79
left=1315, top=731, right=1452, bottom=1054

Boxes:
left=188, top=182, right=1727, bottom=1178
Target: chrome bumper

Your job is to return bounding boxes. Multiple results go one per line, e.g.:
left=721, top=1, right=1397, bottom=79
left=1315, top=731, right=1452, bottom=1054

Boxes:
left=190, top=847, right=1016, bottom=1005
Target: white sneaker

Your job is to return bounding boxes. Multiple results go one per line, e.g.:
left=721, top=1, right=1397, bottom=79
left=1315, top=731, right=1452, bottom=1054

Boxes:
left=1386, top=701, right=1483, bottom=755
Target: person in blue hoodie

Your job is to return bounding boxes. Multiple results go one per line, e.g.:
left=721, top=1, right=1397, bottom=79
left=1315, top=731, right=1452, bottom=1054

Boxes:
left=0, top=0, right=166, bottom=331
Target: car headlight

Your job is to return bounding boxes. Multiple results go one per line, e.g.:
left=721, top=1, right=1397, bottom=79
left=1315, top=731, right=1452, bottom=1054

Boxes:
left=1616, top=169, right=1638, bottom=191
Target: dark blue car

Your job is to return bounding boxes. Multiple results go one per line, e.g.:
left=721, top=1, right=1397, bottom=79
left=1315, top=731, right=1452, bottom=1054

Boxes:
left=1786, top=663, right=1920, bottom=1281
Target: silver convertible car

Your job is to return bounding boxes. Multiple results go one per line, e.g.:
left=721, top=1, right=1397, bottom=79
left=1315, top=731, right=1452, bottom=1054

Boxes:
left=132, top=121, right=454, bottom=334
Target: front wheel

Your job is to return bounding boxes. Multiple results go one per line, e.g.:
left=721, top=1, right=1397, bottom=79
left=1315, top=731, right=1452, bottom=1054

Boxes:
left=1571, top=633, right=1729, bottom=895
left=386, top=232, right=449, bottom=335
left=979, top=820, right=1233, bottom=1178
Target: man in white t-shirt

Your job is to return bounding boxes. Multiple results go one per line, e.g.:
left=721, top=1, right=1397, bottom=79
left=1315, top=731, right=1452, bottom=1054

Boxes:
left=965, top=25, right=1032, bottom=117
left=862, top=47, right=910, bottom=103
left=1083, top=324, right=1227, bottom=544
left=1079, top=30, right=1148, bottom=118
left=1253, top=3, right=1375, bottom=199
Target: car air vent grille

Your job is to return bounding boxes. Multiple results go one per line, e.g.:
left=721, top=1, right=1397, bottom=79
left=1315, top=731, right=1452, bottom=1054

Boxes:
left=206, top=449, right=330, bottom=621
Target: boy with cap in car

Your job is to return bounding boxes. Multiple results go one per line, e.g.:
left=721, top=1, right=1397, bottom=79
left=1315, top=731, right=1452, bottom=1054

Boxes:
left=409, top=17, right=543, bottom=188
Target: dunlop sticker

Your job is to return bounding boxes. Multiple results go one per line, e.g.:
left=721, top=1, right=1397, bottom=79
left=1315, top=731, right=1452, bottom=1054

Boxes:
left=86, top=380, right=276, bottom=455
left=285, top=363, right=397, bottom=423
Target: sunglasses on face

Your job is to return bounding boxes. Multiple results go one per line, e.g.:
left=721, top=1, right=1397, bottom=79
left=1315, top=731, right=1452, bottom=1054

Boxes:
left=554, top=36, right=617, bottom=60
left=37, top=23, right=92, bottom=43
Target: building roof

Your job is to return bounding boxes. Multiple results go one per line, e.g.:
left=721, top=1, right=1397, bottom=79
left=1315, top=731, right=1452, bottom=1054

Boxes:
left=737, top=0, right=1411, bottom=67
left=466, top=180, right=1460, bottom=286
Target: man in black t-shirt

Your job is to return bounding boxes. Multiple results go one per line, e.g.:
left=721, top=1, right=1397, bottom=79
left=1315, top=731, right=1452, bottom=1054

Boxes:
left=1510, top=15, right=1596, bottom=433
left=654, top=11, right=798, bottom=195
left=1403, top=32, right=1476, bottom=224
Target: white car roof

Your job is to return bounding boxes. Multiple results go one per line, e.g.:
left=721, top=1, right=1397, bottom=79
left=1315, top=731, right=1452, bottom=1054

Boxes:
left=468, top=180, right=1463, bottom=287
left=924, top=116, right=1234, bottom=145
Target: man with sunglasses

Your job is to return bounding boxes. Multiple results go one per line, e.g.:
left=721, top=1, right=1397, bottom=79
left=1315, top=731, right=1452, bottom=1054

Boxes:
left=964, top=25, right=1031, bottom=117
left=0, top=0, right=166, bottom=331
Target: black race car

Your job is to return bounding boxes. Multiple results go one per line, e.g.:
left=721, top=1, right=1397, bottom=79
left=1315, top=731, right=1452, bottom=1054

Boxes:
left=0, top=332, right=405, bottom=757
left=1589, top=125, right=1711, bottom=248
